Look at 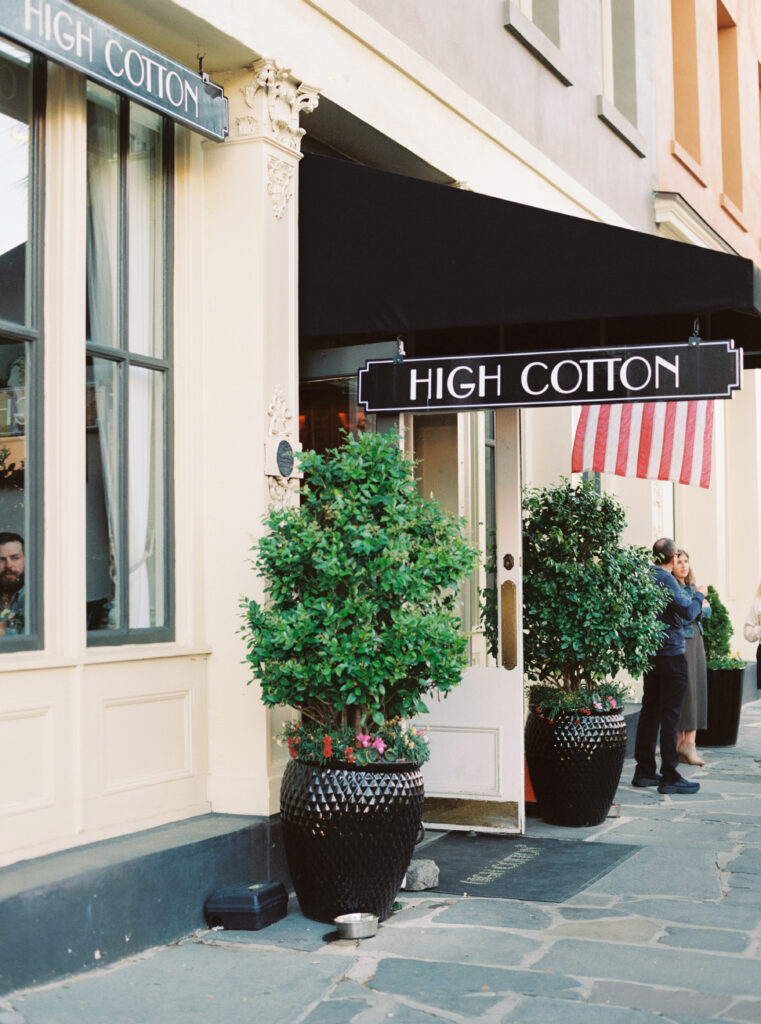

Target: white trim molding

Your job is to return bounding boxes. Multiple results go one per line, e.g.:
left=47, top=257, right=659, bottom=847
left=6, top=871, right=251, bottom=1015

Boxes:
left=653, top=192, right=737, bottom=253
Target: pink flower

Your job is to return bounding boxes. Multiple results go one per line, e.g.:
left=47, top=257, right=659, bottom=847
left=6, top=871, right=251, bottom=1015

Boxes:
left=607, top=696, right=617, bottom=708
left=372, top=737, right=387, bottom=754
left=356, top=733, right=371, bottom=748
left=593, top=701, right=603, bottom=711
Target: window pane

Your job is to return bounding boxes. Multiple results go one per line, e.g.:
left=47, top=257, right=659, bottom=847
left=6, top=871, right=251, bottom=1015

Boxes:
left=0, top=343, right=28, bottom=636
left=86, top=356, right=121, bottom=631
left=128, top=106, right=164, bottom=359
left=86, top=83, right=119, bottom=349
left=129, top=365, right=165, bottom=628
left=0, top=40, right=32, bottom=326
left=86, top=92, right=172, bottom=644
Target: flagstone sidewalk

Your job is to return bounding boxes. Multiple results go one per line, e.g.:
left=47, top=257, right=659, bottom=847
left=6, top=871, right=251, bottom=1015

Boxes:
left=3, top=698, right=761, bottom=1024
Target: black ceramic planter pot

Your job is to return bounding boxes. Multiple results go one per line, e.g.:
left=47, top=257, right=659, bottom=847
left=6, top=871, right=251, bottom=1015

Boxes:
left=696, top=667, right=744, bottom=747
left=279, top=758, right=425, bottom=924
left=525, top=710, right=627, bottom=827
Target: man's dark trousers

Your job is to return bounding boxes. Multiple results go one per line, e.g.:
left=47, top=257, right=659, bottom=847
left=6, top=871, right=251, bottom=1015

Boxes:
left=634, top=654, right=689, bottom=782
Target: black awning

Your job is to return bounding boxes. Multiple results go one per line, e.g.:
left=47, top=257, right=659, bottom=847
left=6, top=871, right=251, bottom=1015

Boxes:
left=299, top=154, right=761, bottom=369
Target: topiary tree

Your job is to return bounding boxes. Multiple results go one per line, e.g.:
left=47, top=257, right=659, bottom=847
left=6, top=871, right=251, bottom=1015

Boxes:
left=242, top=430, right=480, bottom=761
left=702, top=585, right=745, bottom=669
left=522, top=478, right=668, bottom=717
left=702, top=585, right=732, bottom=663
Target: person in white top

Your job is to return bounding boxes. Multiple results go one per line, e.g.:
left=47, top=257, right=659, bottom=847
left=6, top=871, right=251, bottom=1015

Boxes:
left=743, top=584, right=761, bottom=690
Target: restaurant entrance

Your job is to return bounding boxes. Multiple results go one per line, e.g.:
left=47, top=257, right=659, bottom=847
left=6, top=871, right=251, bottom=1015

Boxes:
left=300, top=358, right=525, bottom=833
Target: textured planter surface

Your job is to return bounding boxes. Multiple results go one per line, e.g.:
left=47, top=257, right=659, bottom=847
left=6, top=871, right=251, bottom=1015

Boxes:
left=697, top=667, right=744, bottom=747
left=280, top=759, right=425, bottom=924
left=525, top=710, right=626, bottom=827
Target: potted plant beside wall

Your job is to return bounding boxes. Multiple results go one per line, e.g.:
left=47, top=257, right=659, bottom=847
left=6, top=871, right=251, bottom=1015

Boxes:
left=242, top=430, right=479, bottom=924
left=697, top=585, right=747, bottom=747
left=522, top=478, right=668, bottom=827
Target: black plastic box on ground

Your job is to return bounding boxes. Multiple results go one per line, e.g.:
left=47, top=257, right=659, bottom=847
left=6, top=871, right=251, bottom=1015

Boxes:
left=204, top=881, right=288, bottom=930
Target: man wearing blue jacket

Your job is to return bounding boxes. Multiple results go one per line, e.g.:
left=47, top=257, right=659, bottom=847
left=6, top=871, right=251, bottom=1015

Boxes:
left=632, top=537, right=707, bottom=795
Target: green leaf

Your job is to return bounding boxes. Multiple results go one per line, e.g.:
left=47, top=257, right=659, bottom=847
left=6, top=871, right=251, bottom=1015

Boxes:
left=241, top=430, right=479, bottom=725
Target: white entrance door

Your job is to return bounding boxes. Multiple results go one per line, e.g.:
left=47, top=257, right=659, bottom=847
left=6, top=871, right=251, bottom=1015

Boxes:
left=408, top=407, right=525, bottom=834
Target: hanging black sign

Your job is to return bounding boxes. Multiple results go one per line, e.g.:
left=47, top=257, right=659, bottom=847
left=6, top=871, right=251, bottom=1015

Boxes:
left=357, top=340, right=742, bottom=413
left=2, top=0, right=228, bottom=140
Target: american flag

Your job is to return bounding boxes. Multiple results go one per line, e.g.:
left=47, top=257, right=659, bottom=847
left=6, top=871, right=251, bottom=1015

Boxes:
left=571, top=400, right=714, bottom=489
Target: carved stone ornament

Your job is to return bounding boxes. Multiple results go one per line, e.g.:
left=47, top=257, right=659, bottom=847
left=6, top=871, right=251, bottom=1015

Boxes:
left=267, top=386, right=292, bottom=437
left=237, top=58, right=320, bottom=153
left=266, top=387, right=301, bottom=510
left=268, top=473, right=300, bottom=510
left=267, top=156, right=295, bottom=220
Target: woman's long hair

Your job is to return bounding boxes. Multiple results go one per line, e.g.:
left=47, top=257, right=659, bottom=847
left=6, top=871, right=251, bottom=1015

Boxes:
left=675, top=549, right=696, bottom=588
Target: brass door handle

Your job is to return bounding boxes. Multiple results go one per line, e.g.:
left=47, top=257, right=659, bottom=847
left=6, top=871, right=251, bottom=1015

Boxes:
left=500, top=580, right=517, bottom=670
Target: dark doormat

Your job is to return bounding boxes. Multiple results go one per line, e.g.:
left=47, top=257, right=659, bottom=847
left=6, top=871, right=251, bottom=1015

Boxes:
left=425, top=832, right=641, bottom=903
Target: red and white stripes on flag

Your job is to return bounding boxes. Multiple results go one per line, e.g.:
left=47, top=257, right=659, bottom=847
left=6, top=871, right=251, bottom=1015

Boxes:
left=571, top=401, right=714, bottom=489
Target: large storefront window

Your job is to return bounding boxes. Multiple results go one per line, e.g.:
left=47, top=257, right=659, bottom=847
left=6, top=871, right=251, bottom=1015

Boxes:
left=0, top=39, right=39, bottom=647
left=86, top=83, right=173, bottom=642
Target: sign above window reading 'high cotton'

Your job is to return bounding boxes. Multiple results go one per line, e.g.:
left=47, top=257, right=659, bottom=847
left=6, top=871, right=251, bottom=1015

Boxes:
left=357, top=341, right=742, bottom=413
left=2, top=0, right=228, bottom=140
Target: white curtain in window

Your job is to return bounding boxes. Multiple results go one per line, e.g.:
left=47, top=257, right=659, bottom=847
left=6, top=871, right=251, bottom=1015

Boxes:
left=127, top=116, right=162, bottom=627
left=86, top=103, right=120, bottom=625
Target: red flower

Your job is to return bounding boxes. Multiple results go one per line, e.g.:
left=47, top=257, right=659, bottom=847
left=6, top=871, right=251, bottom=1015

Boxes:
left=323, top=735, right=333, bottom=759
left=344, top=747, right=355, bottom=762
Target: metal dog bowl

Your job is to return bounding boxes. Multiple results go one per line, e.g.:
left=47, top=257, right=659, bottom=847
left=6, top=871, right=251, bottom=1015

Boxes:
left=333, top=912, right=378, bottom=939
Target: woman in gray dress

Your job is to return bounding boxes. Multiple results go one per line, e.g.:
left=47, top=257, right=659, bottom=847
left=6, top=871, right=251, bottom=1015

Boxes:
left=673, top=549, right=711, bottom=766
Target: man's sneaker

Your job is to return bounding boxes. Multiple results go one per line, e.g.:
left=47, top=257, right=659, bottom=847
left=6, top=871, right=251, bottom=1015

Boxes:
left=632, top=773, right=662, bottom=787
left=658, top=775, right=700, bottom=795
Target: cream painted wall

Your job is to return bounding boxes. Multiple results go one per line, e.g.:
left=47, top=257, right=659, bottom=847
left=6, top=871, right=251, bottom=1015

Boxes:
left=199, top=65, right=304, bottom=815
left=521, top=406, right=575, bottom=490
left=139, top=0, right=634, bottom=226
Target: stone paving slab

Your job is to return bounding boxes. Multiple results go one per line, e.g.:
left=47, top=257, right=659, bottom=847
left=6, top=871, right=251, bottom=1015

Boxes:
left=10, top=943, right=354, bottom=1024
left=367, top=957, right=583, bottom=1015
left=547, top=915, right=662, bottom=943
left=680, top=797, right=761, bottom=819
left=720, top=887, right=761, bottom=908
left=613, top=896, right=761, bottom=930
left=428, top=897, right=554, bottom=930
left=357, top=921, right=541, bottom=966
left=386, top=897, right=462, bottom=924
left=532, top=938, right=761, bottom=997
left=557, top=906, right=628, bottom=920
left=727, top=848, right=761, bottom=873
left=305, top=1002, right=445, bottom=1024
left=586, top=980, right=732, bottom=1019
left=509, top=993, right=700, bottom=1022
left=724, top=1000, right=761, bottom=1023
left=582, top=846, right=722, bottom=899
left=594, top=817, right=733, bottom=847
left=657, top=924, right=749, bottom=952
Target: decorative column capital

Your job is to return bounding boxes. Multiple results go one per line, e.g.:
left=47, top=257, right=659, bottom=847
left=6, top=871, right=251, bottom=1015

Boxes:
left=232, top=58, right=320, bottom=154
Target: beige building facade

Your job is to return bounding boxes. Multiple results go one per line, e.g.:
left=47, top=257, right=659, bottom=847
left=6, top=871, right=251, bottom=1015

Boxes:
left=1, top=0, right=759, bottom=892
